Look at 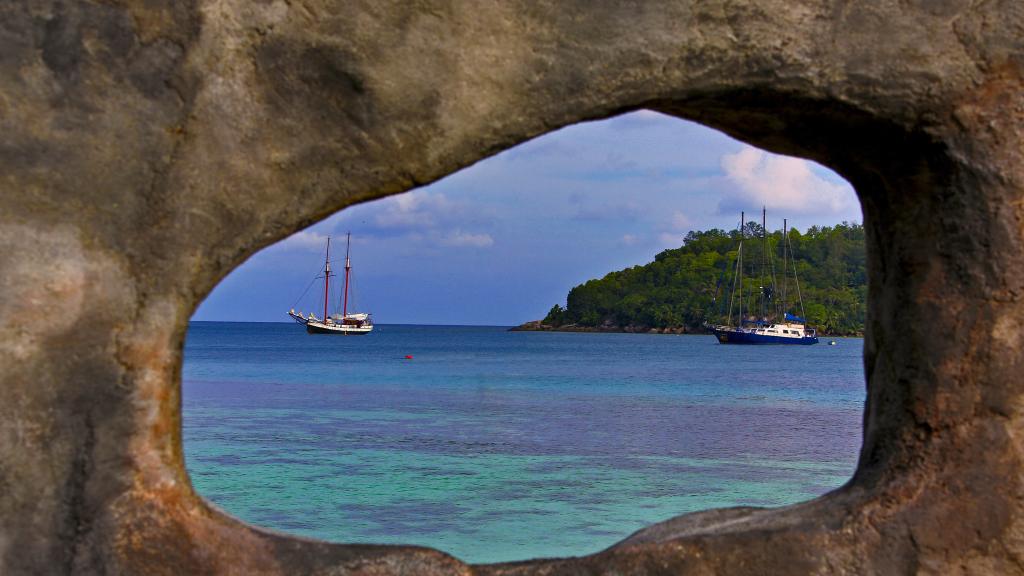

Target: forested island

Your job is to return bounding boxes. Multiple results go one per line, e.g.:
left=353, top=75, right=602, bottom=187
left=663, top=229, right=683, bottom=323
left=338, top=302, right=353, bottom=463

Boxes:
left=516, top=222, right=866, bottom=336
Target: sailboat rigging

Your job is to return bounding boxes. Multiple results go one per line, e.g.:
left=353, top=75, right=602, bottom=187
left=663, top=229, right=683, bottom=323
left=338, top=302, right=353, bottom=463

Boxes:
left=708, top=209, right=818, bottom=345
left=288, top=233, right=374, bottom=335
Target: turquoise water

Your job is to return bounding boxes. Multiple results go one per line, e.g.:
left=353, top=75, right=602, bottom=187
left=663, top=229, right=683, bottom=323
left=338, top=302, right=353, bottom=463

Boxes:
left=183, top=323, right=864, bottom=563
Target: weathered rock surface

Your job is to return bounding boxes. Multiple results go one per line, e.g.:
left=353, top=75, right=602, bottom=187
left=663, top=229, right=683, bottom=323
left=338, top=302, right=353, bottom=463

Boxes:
left=509, top=320, right=693, bottom=334
left=2, top=1, right=1023, bottom=574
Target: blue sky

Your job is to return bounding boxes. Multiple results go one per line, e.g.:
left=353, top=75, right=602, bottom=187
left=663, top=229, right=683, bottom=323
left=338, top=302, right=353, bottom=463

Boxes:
left=193, top=111, right=861, bottom=325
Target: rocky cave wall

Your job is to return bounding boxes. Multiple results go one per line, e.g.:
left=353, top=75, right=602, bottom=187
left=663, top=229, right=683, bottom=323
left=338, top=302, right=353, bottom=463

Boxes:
left=1, top=1, right=1023, bottom=574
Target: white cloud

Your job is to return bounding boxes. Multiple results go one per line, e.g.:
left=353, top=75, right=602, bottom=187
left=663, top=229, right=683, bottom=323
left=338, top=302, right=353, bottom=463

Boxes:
left=331, top=190, right=496, bottom=250
left=438, top=231, right=494, bottom=248
left=373, top=192, right=458, bottom=230
left=278, top=230, right=329, bottom=252
left=658, top=232, right=683, bottom=248
left=718, top=146, right=856, bottom=216
left=669, top=210, right=690, bottom=230
left=620, top=234, right=640, bottom=246
left=635, top=211, right=690, bottom=251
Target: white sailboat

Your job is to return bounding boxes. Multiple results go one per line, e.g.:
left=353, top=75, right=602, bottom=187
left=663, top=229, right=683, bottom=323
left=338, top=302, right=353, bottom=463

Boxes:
left=288, top=233, right=374, bottom=335
left=708, top=210, right=818, bottom=345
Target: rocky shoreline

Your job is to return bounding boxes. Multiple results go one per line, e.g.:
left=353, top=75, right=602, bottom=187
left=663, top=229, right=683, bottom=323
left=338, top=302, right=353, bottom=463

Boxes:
left=509, top=320, right=699, bottom=334
left=510, top=320, right=861, bottom=337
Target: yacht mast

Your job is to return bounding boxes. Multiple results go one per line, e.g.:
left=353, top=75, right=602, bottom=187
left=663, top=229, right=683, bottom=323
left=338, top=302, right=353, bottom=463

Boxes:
left=760, top=207, right=767, bottom=320
left=781, top=218, right=788, bottom=317
left=323, top=237, right=331, bottom=320
left=790, top=230, right=807, bottom=321
left=343, top=232, right=352, bottom=319
left=738, top=211, right=744, bottom=325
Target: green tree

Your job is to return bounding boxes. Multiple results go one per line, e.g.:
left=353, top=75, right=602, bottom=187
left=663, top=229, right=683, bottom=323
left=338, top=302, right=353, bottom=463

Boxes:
left=540, top=222, right=867, bottom=335
left=543, top=304, right=566, bottom=325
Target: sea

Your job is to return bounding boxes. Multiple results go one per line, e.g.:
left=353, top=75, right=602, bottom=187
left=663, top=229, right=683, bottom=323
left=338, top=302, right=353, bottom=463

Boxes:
left=183, top=322, right=864, bottom=564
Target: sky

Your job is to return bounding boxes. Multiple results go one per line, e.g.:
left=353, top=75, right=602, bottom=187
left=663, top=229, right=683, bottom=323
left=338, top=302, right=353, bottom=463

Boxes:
left=192, top=110, right=861, bottom=326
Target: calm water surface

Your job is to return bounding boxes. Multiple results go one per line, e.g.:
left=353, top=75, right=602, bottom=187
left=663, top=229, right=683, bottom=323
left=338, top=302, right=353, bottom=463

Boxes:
left=183, top=322, right=864, bottom=563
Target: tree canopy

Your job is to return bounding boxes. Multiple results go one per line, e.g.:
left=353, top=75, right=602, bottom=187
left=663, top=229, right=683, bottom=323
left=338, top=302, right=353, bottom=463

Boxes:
left=542, top=222, right=866, bottom=335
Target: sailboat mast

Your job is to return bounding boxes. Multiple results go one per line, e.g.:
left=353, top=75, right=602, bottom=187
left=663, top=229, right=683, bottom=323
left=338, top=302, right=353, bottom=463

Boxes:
left=761, top=207, right=767, bottom=320
left=323, top=237, right=331, bottom=321
left=738, top=211, right=744, bottom=325
left=782, top=218, right=788, bottom=317
left=343, top=232, right=352, bottom=319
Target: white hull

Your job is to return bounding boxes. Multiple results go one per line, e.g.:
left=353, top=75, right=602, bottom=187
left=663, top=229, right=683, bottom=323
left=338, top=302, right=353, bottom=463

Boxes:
left=289, top=312, right=373, bottom=335
left=287, top=234, right=373, bottom=336
left=710, top=322, right=818, bottom=345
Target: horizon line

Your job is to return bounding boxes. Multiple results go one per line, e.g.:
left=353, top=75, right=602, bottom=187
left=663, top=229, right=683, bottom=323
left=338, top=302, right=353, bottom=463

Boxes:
left=189, top=320, right=516, bottom=328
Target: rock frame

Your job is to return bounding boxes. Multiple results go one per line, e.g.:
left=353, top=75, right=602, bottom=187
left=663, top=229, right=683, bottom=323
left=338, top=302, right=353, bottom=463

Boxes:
left=2, top=1, right=1023, bottom=574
